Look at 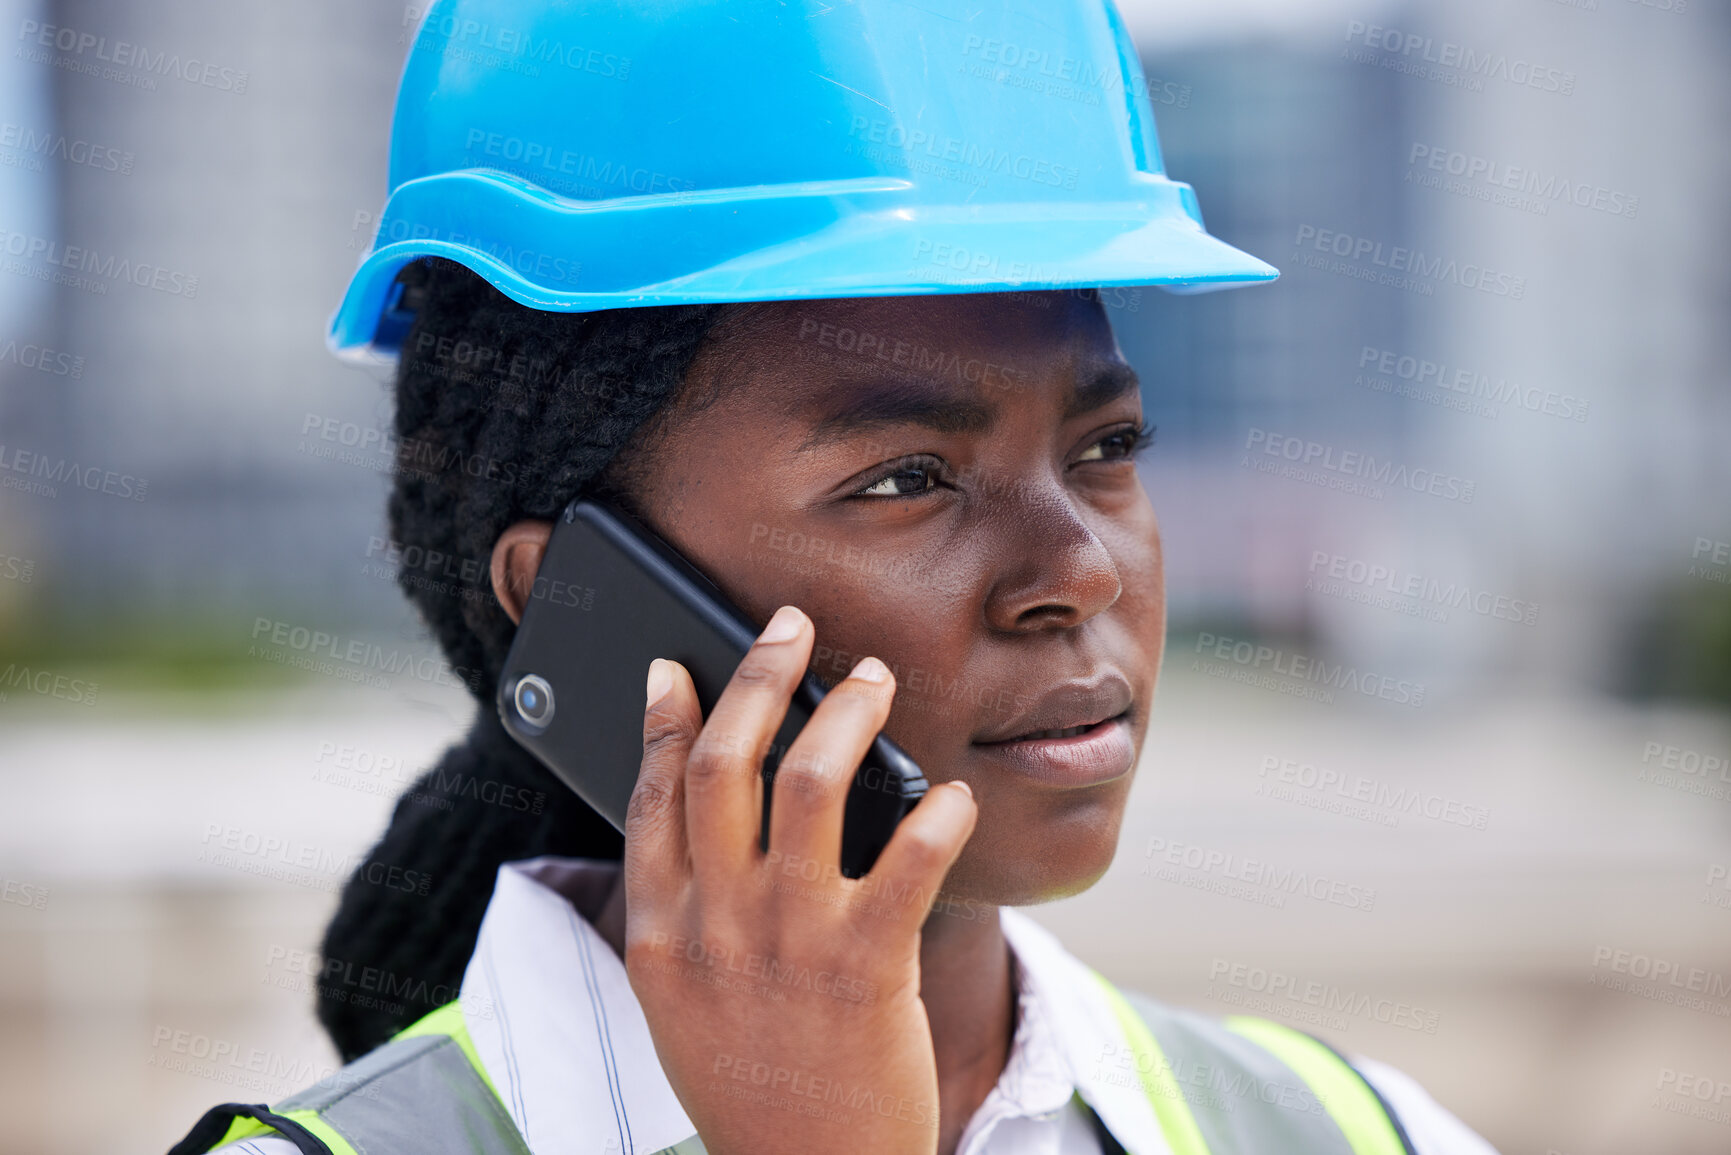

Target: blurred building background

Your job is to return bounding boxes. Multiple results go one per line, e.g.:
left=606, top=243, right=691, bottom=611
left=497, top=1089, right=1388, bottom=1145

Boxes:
left=1, top=0, right=1728, bottom=1152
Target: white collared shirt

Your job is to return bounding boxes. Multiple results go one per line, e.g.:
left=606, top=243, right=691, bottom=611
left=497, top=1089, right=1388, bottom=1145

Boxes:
left=218, top=857, right=1498, bottom=1155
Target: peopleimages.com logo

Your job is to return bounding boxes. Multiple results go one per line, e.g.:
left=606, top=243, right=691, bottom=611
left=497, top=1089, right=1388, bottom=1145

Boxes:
left=1241, top=428, right=1475, bottom=506
left=15, top=19, right=250, bottom=93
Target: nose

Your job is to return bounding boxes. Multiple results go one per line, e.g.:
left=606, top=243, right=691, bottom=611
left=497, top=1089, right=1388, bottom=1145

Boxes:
left=981, top=487, right=1122, bottom=633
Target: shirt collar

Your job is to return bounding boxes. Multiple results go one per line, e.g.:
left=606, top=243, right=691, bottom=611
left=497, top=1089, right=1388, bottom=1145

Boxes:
left=459, top=858, right=1171, bottom=1155
left=998, top=906, right=1172, bottom=1155
left=950, top=928, right=1074, bottom=1152
left=461, top=857, right=697, bottom=1155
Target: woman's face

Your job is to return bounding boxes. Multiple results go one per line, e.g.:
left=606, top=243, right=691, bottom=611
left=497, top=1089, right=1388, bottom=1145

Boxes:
left=615, top=291, right=1164, bottom=906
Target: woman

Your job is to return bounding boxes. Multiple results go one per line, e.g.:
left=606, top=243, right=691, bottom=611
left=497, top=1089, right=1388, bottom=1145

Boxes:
left=170, top=1, right=1499, bottom=1153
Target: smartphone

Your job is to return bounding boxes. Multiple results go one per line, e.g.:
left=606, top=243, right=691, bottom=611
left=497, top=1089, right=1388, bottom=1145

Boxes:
left=495, top=497, right=928, bottom=878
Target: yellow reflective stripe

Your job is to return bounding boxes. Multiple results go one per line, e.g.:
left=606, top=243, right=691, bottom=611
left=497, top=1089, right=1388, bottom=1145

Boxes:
left=195, top=1002, right=504, bottom=1154
left=210, top=1116, right=273, bottom=1148
left=281, top=1109, right=361, bottom=1155
left=199, top=1108, right=358, bottom=1155
left=391, top=1000, right=507, bottom=1108
left=1090, top=971, right=1211, bottom=1155
left=1223, top=1017, right=1405, bottom=1155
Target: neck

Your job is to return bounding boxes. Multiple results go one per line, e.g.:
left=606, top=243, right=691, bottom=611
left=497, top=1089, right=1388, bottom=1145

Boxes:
left=593, top=873, right=1017, bottom=1155
left=921, top=900, right=1017, bottom=1155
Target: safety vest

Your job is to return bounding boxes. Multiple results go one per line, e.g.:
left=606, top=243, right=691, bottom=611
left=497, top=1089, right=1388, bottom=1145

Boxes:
left=168, top=972, right=1415, bottom=1155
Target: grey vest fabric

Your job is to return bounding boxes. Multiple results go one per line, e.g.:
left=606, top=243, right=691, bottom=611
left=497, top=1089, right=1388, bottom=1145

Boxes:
left=270, top=1030, right=705, bottom=1155
left=248, top=997, right=1390, bottom=1155
left=277, top=1034, right=531, bottom=1155
left=1119, top=990, right=1364, bottom=1155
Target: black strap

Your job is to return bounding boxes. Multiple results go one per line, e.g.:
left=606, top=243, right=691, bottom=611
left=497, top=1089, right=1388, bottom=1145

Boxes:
left=1300, top=1032, right=1420, bottom=1155
left=1083, top=1095, right=1129, bottom=1155
left=166, top=1103, right=336, bottom=1155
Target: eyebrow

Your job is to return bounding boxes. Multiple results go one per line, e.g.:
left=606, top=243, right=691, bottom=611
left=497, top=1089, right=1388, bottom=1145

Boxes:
left=1063, top=362, right=1141, bottom=421
left=796, top=361, right=1141, bottom=453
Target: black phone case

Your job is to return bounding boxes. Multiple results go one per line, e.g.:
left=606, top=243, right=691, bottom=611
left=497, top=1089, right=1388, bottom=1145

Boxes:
left=496, top=498, right=928, bottom=878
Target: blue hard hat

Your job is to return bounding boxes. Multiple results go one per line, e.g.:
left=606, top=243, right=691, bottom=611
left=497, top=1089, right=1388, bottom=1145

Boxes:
left=330, top=0, right=1277, bottom=359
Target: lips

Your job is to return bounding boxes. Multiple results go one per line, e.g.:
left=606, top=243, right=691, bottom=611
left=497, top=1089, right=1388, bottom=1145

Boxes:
left=972, top=676, right=1134, bottom=745
left=1018, top=722, right=1104, bottom=741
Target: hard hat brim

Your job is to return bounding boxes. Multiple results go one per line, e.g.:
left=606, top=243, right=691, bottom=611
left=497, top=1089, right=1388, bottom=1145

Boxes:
left=329, top=172, right=1277, bottom=363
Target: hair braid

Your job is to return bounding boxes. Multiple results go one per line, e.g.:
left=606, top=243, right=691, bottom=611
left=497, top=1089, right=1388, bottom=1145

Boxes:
left=316, top=259, right=726, bottom=1060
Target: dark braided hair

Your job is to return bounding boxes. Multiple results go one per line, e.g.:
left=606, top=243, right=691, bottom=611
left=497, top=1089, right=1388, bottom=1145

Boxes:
left=316, top=258, right=729, bottom=1060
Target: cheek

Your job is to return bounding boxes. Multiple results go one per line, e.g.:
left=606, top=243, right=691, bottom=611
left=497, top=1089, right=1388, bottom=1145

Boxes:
left=792, top=579, right=981, bottom=759
left=814, top=587, right=975, bottom=692
left=715, top=536, right=973, bottom=692
left=1101, top=505, right=1166, bottom=695
left=1106, top=503, right=1165, bottom=617
left=1144, top=527, right=1167, bottom=629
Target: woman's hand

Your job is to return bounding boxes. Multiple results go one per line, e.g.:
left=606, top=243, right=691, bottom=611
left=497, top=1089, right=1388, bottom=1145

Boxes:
left=622, top=603, right=978, bottom=1155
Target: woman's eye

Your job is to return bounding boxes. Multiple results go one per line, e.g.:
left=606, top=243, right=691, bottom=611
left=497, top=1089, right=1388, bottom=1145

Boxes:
left=1076, top=424, right=1153, bottom=463
left=858, top=464, right=938, bottom=497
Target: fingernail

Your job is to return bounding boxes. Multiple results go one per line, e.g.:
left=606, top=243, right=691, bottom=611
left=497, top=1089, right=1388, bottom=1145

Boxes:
left=645, top=658, right=673, bottom=708
left=850, top=656, right=890, bottom=683
left=949, top=779, right=973, bottom=799
left=759, top=605, right=805, bottom=644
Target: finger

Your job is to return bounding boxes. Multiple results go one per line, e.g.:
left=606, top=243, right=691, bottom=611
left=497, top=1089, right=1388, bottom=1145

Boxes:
left=854, top=780, right=978, bottom=935
left=624, top=658, right=699, bottom=900
left=685, top=604, right=813, bottom=877
left=767, top=655, right=895, bottom=872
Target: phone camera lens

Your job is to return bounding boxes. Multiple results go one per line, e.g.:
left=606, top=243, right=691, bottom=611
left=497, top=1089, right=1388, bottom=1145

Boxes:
left=512, top=674, right=555, bottom=730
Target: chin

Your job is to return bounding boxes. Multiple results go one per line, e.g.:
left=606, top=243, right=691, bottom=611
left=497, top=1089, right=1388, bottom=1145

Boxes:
left=943, top=785, right=1130, bottom=908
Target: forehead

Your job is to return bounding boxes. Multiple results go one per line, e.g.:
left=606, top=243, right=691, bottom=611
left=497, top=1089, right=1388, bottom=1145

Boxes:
left=695, top=291, right=1134, bottom=429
